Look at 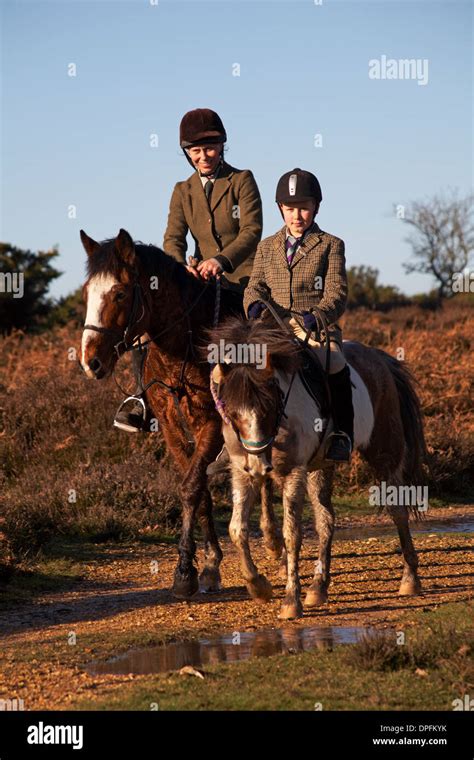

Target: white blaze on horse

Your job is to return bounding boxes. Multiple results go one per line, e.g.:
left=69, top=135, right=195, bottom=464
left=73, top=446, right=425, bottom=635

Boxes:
left=208, top=317, right=427, bottom=620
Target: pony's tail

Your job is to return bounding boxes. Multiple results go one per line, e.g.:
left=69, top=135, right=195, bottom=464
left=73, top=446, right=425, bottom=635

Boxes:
left=377, top=350, right=428, bottom=485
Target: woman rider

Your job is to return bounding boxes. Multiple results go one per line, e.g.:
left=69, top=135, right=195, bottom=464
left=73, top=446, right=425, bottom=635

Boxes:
left=114, top=108, right=263, bottom=433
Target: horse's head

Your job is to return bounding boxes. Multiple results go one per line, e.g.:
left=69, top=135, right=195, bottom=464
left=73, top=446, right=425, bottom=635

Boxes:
left=80, top=228, right=149, bottom=379
left=208, top=319, right=301, bottom=478
left=212, top=357, right=282, bottom=477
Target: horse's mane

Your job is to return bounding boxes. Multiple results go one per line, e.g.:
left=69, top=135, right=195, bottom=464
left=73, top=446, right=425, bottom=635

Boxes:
left=86, top=238, right=189, bottom=291
left=206, top=316, right=303, bottom=414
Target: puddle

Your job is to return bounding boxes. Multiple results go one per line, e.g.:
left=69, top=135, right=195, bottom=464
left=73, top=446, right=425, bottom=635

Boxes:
left=335, top=517, right=474, bottom=542
left=86, top=625, right=371, bottom=675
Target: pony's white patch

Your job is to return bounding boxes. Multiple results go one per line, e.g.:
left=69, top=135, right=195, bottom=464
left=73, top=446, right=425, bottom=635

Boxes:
left=349, top=364, right=374, bottom=449
left=81, top=274, right=118, bottom=371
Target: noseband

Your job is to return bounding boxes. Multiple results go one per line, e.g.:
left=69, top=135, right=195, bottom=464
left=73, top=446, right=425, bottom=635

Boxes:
left=84, top=280, right=146, bottom=359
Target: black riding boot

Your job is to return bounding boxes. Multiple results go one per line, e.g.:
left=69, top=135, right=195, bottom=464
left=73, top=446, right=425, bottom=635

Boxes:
left=114, top=346, right=152, bottom=433
left=325, top=364, right=354, bottom=463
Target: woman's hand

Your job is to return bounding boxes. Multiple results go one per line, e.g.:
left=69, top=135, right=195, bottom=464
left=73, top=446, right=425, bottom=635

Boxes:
left=186, top=265, right=201, bottom=280
left=197, top=258, right=223, bottom=280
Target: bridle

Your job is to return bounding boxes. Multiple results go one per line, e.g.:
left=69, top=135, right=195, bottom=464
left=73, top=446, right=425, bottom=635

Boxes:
left=84, top=279, right=146, bottom=359
left=212, top=370, right=298, bottom=454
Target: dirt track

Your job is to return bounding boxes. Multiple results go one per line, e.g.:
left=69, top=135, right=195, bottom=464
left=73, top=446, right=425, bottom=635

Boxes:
left=0, top=505, right=473, bottom=709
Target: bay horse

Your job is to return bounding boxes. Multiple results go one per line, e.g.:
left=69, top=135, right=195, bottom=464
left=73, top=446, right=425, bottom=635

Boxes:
left=208, top=316, right=427, bottom=620
left=79, top=228, right=283, bottom=599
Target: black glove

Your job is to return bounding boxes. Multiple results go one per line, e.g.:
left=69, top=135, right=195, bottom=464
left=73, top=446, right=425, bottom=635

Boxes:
left=247, top=301, right=266, bottom=320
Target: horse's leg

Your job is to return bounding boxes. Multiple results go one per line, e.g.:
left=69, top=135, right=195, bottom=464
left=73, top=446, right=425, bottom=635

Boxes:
left=387, top=504, right=422, bottom=595
left=260, top=477, right=284, bottom=560
left=197, top=488, right=223, bottom=592
left=174, top=421, right=227, bottom=598
left=279, top=467, right=306, bottom=620
left=229, top=469, right=273, bottom=602
left=304, top=466, right=335, bottom=607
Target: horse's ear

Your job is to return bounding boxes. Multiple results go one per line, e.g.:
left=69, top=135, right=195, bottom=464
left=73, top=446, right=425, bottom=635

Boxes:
left=211, top=363, right=226, bottom=385
left=260, top=351, right=273, bottom=378
left=80, top=230, right=100, bottom=257
left=115, top=228, right=136, bottom=267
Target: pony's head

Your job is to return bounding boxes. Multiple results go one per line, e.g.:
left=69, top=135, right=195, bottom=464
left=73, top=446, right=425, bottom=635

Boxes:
left=207, top=318, right=301, bottom=477
left=80, top=228, right=149, bottom=379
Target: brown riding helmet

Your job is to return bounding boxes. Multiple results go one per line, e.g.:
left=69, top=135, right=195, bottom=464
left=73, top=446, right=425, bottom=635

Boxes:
left=179, top=108, right=227, bottom=148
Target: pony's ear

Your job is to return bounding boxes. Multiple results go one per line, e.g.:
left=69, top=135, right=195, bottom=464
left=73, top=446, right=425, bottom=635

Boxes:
left=259, top=351, right=273, bottom=378
left=211, top=363, right=226, bottom=385
left=80, top=230, right=101, bottom=257
left=115, top=228, right=136, bottom=268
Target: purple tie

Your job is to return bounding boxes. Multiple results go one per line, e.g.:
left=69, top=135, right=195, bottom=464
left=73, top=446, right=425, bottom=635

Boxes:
left=286, top=235, right=301, bottom=265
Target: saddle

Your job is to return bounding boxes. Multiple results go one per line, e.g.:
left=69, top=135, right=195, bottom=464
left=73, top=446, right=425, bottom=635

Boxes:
left=296, top=339, right=331, bottom=418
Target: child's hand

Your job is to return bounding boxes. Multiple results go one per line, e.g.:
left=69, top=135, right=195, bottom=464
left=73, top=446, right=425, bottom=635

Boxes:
left=247, top=301, right=266, bottom=319
left=302, top=311, right=317, bottom=332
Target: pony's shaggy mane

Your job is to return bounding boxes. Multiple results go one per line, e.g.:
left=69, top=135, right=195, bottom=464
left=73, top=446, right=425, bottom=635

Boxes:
left=205, top=316, right=303, bottom=414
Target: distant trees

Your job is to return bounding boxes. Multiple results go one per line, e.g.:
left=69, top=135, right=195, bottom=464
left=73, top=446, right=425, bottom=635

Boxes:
left=0, top=243, right=62, bottom=334
left=400, top=191, right=474, bottom=302
left=347, top=265, right=409, bottom=310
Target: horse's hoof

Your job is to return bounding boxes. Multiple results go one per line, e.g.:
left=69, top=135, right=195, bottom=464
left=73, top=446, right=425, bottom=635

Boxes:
left=399, top=578, right=423, bottom=596
left=173, top=568, right=199, bottom=599
left=246, top=574, right=273, bottom=602
left=278, top=600, right=303, bottom=620
left=199, top=568, right=222, bottom=593
left=304, top=587, right=328, bottom=608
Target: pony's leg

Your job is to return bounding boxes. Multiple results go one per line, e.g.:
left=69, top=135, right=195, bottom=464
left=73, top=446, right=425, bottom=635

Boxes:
left=304, top=466, right=335, bottom=607
left=387, top=505, right=423, bottom=595
left=197, top=488, right=223, bottom=592
left=260, top=477, right=284, bottom=560
left=279, top=467, right=306, bottom=620
left=229, top=469, right=273, bottom=602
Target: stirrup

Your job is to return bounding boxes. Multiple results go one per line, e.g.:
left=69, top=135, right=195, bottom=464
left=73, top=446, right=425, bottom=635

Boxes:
left=113, top=395, right=147, bottom=433
left=324, top=431, right=353, bottom=463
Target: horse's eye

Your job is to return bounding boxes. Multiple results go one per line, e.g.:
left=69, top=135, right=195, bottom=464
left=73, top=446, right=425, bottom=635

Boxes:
left=115, top=291, right=126, bottom=302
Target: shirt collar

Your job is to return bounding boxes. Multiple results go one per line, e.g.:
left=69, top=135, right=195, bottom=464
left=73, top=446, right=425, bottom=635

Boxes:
left=285, top=220, right=318, bottom=243
left=199, top=159, right=223, bottom=185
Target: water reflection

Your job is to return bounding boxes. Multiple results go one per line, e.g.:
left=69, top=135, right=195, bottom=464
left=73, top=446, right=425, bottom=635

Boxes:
left=86, top=625, right=370, bottom=675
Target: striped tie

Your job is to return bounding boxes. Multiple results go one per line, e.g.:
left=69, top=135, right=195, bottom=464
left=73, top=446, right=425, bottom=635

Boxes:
left=286, top=235, right=301, bottom=265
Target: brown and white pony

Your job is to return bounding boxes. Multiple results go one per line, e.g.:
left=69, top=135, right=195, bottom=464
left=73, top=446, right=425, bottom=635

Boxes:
left=80, top=228, right=283, bottom=599
left=208, top=317, right=427, bottom=620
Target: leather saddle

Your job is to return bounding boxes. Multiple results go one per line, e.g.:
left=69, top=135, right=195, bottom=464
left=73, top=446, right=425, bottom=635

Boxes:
left=296, top=340, right=331, bottom=418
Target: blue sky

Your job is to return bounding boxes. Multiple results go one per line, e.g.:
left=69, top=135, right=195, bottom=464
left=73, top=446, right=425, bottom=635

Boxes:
left=1, top=0, right=472, bottom=298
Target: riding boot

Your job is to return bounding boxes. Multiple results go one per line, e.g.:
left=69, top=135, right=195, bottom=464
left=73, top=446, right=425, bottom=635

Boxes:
left=325, top=364, right=354, bottom=463
left=114, top=346, right=152, bottom=433
left=206, top=444, right=230, bottom=476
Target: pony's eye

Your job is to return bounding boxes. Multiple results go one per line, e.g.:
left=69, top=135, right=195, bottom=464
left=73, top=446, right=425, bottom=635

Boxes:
left=115, top=291, right=126, bottom=302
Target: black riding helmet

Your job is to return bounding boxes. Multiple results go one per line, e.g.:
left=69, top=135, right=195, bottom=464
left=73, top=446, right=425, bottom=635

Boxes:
left=276, top=168, right=322, bottom=218
left=179, top=108, right=226, bottom=170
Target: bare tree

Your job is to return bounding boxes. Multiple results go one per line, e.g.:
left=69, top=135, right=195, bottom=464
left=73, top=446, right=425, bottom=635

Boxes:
left=400, top=191, right=474, bottom=301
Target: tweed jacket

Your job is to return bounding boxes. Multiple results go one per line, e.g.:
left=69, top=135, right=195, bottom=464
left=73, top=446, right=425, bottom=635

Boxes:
left=163, top=161, right=262, bottom=294
left=243, top=223, right=347, bottom=345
